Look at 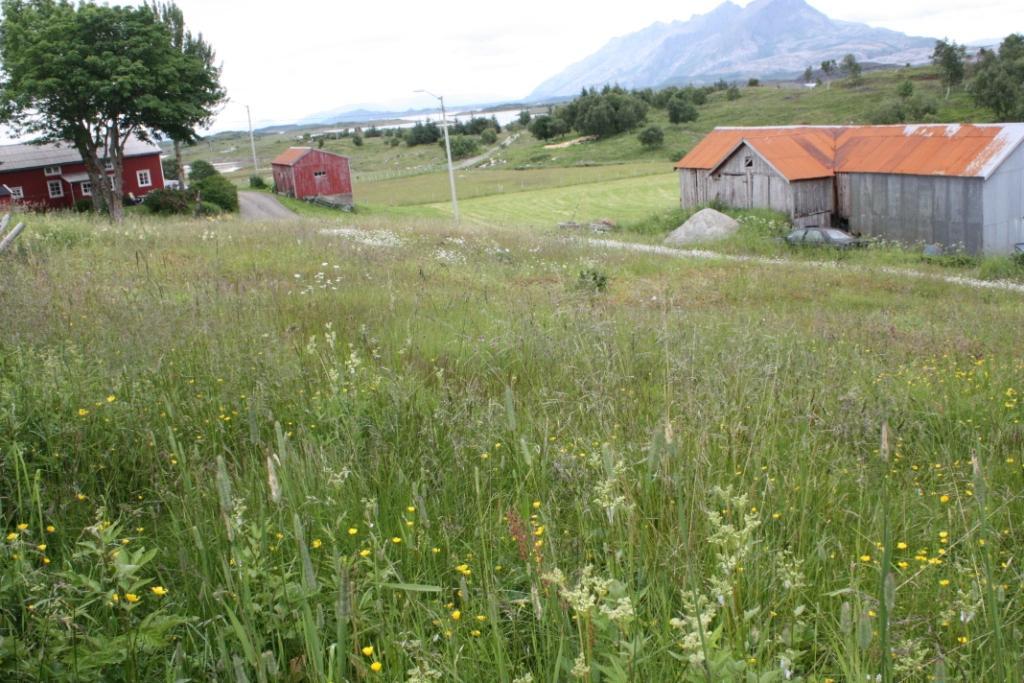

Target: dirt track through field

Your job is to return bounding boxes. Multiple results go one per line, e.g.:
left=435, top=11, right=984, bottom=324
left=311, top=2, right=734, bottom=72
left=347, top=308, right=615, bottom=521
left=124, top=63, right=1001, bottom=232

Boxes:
left=586, top=238, right=1024, bottom=296
left=239, top=192, right=296, bottom=220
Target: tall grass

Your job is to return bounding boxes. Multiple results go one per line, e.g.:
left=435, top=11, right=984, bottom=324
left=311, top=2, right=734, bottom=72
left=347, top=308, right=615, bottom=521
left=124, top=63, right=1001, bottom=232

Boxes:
left=1, top=212, right=1022, bottom=681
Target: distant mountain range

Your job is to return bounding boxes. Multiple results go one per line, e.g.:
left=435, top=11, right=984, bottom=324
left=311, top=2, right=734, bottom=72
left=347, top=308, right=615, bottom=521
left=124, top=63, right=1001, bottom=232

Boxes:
left=529, top=0, right=937, bottom=99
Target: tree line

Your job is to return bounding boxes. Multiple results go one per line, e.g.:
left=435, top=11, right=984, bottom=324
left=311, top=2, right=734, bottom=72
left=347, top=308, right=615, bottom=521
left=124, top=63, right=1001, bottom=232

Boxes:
left=523, top=81, right=739, bottom=148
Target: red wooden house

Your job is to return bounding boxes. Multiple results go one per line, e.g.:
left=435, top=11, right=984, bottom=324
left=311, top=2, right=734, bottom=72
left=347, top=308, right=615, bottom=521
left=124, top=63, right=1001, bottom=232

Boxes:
left=0, top=137, right=164, bottom=210
left=272, top=147, right=352, bottom=205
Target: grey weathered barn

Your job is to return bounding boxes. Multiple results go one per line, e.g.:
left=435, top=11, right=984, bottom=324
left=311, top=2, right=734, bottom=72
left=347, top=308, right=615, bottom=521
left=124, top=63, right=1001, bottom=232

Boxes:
left=675, top=124, right=1024, bottom=253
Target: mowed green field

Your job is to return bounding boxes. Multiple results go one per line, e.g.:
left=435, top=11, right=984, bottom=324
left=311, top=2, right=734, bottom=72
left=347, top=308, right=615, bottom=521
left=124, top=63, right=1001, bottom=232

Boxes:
left=1, top=211, right=1023, bottom=681
left=354, top=162, right=670, bottom=207
left=422, top=172, right=680, bottom=227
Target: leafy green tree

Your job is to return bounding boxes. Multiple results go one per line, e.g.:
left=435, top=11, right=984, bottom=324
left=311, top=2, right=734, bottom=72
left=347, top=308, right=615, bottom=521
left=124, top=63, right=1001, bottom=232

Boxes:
left=0, top=0, right=224, bottom=220
left=441, top=135, right=479, bottom=159
left=820, top=59, right=837, bottom=89
left=162, top=157, right=179, bottom=181
left=187, top=160, right=217, bottom=182
left=726, top=85, right=741, bottom=101
left=518, top=109, right=531, bottom=126
left=803, top=66, right=813, bottom=83
left=528, top=115, right=557, bottom=140
left=558, top=90, right=648, bottom=138
left=480, top=128, right=497, bottom=145
left=971, top=35, right=1024, bottom=121
left=667, top=94, right=698, bottom=123
left=841, top=53, right=863, bottom=85
left=405, top=121, right=441, bottom=146
left=897, top=79, right=915, bottom=99
left=194, top=172, right=237, bottom=211
left=145, top=2, right=223, bottom=189
left=932, top=39, right=967, bottom=98
left=637, top=125, right=664, bottom=149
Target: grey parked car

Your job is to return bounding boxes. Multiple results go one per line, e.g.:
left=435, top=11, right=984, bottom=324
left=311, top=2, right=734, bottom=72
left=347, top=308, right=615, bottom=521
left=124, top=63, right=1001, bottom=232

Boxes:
left=784, top=227, right=868, bottom=248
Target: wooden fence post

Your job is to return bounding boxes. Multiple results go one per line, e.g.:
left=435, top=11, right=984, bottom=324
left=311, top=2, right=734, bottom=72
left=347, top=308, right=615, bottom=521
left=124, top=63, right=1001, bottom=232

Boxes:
left=0, top=213, right=27, bottom=254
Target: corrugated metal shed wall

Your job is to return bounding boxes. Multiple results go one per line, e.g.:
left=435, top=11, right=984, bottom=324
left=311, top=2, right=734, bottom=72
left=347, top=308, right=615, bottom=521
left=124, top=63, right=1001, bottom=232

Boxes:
left=843, top=174, right=984, bottom=251
left=982, top=141, right=1024, bottom=253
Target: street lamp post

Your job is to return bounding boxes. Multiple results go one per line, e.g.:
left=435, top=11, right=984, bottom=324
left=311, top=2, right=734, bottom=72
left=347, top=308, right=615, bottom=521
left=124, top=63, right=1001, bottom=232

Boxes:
left=246, top=105, right=259, bottom=174
left=415, top=89, right=459, bottom=224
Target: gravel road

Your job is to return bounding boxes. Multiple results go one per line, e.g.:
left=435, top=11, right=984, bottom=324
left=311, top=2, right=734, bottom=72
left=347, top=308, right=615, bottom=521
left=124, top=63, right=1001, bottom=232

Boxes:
left=239, top=192, right=297, bottom=220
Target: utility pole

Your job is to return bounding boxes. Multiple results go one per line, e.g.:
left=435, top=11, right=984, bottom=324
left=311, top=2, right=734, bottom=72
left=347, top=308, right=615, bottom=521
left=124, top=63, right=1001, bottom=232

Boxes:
left=246, top=105, right=259, bottom=174
left=415, top=89, right=459, bottom=224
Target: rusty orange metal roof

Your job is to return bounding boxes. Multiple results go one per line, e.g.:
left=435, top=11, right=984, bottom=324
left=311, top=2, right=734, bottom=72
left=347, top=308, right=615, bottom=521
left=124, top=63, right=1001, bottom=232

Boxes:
left=676, top=124, right=1024, bottom=180
left=272, top=147, right=313, bottom=167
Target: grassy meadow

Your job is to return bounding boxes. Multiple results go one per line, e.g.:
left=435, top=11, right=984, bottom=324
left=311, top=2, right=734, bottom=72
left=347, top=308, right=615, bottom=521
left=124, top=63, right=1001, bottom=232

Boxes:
left=2, top=209, right=1023, bottom=681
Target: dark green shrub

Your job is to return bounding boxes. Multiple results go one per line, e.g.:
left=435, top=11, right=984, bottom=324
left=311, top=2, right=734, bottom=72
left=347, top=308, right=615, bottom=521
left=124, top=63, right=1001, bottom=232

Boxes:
left=195, top=201, right=222, bottom=216
left=249, top=175, right=267, bottom=189
left=73, top=198, right=93, bottom=213
left=577, top=268, right=609, bottom=293
left=442, top=135, right=479, bottom=159
left=480, top=128, right=497, bottom=145
left=638, top=125, right=664, bottom=148
left=352, top=135, right=363, bottom=147
left=667, top=94, right=698, bottom=123
left=144, top=188, right=195, bottom=215
left=188, top=160, right=217, bottom=182
left=194, top=174, right=238, bottom=212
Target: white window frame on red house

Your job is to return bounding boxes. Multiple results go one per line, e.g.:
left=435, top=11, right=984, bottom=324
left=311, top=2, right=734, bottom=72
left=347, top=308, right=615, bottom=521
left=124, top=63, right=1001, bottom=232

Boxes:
left=43, top=165, right=62, bottom=177
left=9, top=186, right=24, bottom=200
left=80, top=181, right=92, bottom=197
left=103, top=160, right=114, bottom=172
left=137, top=169, right=152, bottom=187
left=47, top=180, right=64, bottom=199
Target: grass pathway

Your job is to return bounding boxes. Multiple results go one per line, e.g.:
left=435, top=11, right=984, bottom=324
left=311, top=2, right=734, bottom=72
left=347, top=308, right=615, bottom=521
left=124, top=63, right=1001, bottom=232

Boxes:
left=587, top=237, right=1024, bottom=295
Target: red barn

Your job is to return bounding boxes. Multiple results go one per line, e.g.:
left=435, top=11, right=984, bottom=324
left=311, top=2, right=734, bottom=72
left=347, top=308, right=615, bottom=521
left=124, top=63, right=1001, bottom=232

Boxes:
left=0, top=137, right=164, bottom=210
left=272, top=147, right=352, bottom=204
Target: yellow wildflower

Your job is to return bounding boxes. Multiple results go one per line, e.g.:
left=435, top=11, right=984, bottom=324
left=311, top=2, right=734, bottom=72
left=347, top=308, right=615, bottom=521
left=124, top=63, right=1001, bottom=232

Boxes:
left=896, top=542, right=908, bottom=550
left=106, top=395, right=116, bottom=403
left=391, top=537, right=402, bottom=544
left=124, top=593, right=140, bottom=603
left=361, top=645, right=374, bottom=657
left=46, top=525, right=56, bottom=534
left=359, top=549, right=371, bottom=558
left=151, top=586, right=168, bottom=596
left=78, top=408, right=89, bottom=417
left=5, top=532, right=16, bottom=542
left=860, top=554, right=872, bottom=562
left=451, top=609, right=461, bottom=620
left=312, top=539, right=322, bottom=549
left=17, top=523, right=28, bottom=531
left=36, top=544, right=46, bottom=552
left=348, top=527, right=358, bottom=535
left=939, top=579, right=950, bottom=587
left=939, top=495, right=950, bottom=504
left=370, top=662, right=382, bottom=673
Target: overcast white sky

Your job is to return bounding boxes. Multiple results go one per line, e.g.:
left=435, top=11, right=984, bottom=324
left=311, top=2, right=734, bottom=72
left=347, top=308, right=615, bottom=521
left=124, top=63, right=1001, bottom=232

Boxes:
left=4, top=0, right=1023, bottom=136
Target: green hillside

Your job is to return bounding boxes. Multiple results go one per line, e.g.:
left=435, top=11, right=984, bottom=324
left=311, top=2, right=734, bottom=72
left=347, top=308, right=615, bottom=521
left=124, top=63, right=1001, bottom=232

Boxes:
left=182, top=64, right=993, bottom=189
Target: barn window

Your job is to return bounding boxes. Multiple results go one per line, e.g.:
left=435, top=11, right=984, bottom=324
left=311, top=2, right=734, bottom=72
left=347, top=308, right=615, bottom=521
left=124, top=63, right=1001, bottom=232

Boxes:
left=9, top=186, right=23, bottom=200
left=47, top=180, right=64, bottom=198
left=103, top=160, right=114, bottom=171
left=44, top=165, right=62, bottom=176
left=314, top=171, right=327, bottom=178
left=743, top=155, right=754, bottom=168
left=136, top=169, right=152, bottom=187
left=80, top=181, right=92, bottom=197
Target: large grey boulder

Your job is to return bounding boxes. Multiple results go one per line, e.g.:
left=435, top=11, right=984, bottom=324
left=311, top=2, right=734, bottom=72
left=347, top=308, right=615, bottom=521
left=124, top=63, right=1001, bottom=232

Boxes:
left=663, top=208, right=740, bottom=246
